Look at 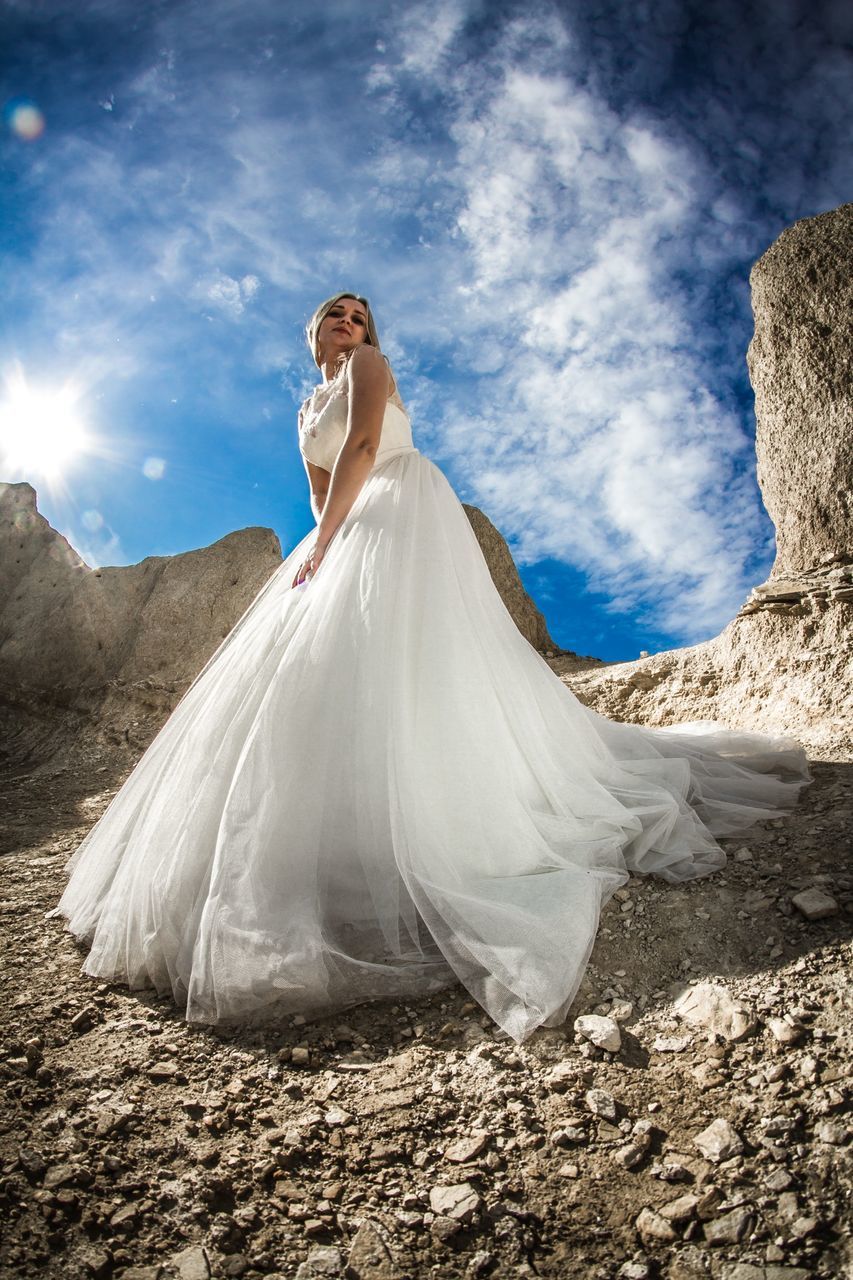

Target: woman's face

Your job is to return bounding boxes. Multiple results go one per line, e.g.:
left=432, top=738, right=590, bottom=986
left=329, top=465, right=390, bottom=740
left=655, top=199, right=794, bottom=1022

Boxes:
left=317, top=296, right=369, bottom=363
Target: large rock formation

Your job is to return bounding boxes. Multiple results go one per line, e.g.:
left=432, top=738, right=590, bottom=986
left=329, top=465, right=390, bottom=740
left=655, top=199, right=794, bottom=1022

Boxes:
left=0, top=481, right=560, bottom=764
left=562, top=204, right=853, bottom=753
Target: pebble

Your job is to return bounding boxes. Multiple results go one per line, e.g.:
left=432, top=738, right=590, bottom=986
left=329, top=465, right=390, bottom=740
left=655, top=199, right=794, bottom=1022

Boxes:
left=444, top=1133, right=489, bottom=1163
left=574, top=1014, right=621, bottom=1052
left=169, top=1245, right=211, bottom=1280
left=346, top=1219, right=396, bottom=1280
left=296, top=1245, right=343, bottom=1276
left=815, top=1119, right=849, bottom=1144
left=585, top=1088, right=618, bottom=1121
left=791, top=888, right=839, bottom=920
left=428, top=1182, right=482, bottom=1222
left=693, top=1117, right=744, bottom=1162
left=703, top=1206, right=754, bottom=1245
left=674, top=982, right=756, bottom=1042
left=659, top=1193, right=700, bottom=1224
left=291, top=1047, right=311, bottom=1066
left=635, top=1206, right=677, bottom=1245
left=652, top=1034, right=692, bottom=1053
left=765, top=1016, right=805, bottom=1045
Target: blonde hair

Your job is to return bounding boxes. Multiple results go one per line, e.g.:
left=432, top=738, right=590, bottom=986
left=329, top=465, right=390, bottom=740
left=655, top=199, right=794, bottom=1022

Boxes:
left=305, top=292, right=382, bottom=369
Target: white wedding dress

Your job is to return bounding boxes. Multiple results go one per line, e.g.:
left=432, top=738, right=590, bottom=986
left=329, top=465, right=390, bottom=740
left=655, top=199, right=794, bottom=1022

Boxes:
left=57, top=378, right=809, bottom=1042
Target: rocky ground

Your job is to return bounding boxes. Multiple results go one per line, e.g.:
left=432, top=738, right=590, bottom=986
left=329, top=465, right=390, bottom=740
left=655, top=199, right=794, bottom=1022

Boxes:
left=0, top=744, right=850, bottom=1280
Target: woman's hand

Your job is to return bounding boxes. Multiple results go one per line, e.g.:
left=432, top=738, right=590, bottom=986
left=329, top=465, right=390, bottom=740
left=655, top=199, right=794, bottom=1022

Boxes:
left=291, top=539, right=327, bottom=588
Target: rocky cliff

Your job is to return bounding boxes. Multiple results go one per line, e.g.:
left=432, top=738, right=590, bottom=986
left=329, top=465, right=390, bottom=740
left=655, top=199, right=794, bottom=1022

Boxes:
left=560, top=203, right=853, bottom=754
left=0, top=483, right=560, bottom=765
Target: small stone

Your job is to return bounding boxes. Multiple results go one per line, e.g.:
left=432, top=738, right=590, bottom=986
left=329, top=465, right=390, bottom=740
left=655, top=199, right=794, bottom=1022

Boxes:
left=674, top=982, right=756, bottom=1042
left=147, top=1060, right=180, bottom=1081
left=291, top=1046, right=311, bottom=1066
left=444, top=1133, right=489, bottom=1163
left=695, top=1185, right=724, bottom=1220
left=346, top=1219, right=396, bottom=1279
left=610, top=1000, right=634, bottom=1022
left=659, top=1194, right=699, bottom=1224
left=429, top=1182, right=482, bottom=1222
left=635, top=1206, right=677, bottom=1245
left=791, top=888, right=838, bottom=920
left=71, top=1006, right=97, bottom=1034
left=550, top=1124, right=587, bottom=1147
left=110, top=1202, right=139, bottom=1229
left=766, top=1017, right=804, bottom=1045
left=18, top=1147, right=47, bottom=1177
left=703, top=1207, right=754, bottom=1245
left=79, top=1250, right=112, bottom=1280
left=693, top=1117, right=744, bottom=1162
left=788, top=1216, right=818, bottom=1239
left=618, top=1264, right=650, bottom=1280
left=764, top=1168, right=794, bottom=1192
left=815, top=1119, right=849, bottom=1144
left=43, top=1163, right=78, bottom=1189
left=169, top=1244, right=211, bottom=1280
left=323, top=1107, right=352, bottom=1127
left=558, top=1162, right=579, bottom=1178
left=302, top=1245, right=343, bottom=1275
left=431, top=1214, right=461, bottom=1243
left=652, top=1034, right=692, bottom=1053
left=585, top=1088, right=618, bottom=1121
left=613, top=1142, right=648, bottom=1170
left=543, top=1061, right=579, bottom=1091
left=722, top=1266, right=811, bottom=1280
left=574, top=1014, right=621, bottom=1052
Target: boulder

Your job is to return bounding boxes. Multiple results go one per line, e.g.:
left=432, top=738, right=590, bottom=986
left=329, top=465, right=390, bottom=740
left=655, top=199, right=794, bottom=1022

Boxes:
left=564, top=203, right=853, bottom=751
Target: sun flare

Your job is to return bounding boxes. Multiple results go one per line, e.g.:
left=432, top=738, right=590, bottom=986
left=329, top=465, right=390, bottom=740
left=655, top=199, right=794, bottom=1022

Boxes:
left=0, top=368, right=90, bottom=482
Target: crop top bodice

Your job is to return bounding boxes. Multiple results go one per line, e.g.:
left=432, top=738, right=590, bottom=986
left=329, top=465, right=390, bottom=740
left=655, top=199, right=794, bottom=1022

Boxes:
left=298, top=377, right=415, bottom=473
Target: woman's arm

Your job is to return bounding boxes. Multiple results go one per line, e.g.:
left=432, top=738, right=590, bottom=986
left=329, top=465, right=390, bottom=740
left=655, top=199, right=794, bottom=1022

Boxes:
left=315, top=345, right=391, bottom=550
left=291, top=346, right=391, bottom=588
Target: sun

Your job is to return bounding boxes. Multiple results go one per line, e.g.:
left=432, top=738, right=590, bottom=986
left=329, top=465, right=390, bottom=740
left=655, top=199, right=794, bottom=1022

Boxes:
left=0, top=367, right=90, bottom=482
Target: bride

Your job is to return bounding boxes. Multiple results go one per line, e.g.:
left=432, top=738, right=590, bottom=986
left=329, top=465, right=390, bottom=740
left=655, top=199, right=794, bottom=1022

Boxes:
left=56, top=291, right=809, bottom=1043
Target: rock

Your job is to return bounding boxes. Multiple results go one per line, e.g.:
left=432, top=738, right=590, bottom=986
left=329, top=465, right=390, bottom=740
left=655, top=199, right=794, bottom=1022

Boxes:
left=291, top=1047, right=311, bottom=1066
left=563, top=204, right=853, bottom=757
left=748, top=204, right=853, bottom=577
left=346, top=1219, right=397, bottom=1279
left=693, top=1118, right=744, bottom=1163
left=765, top=1017, right=805, bottom=1045
left=613, top=1141, right=648, bottom=1170
left=574, top=1015, right=621, bottom=1052
left=297, top=1245, right=343, bottom=1276
left=815, top=1119, right=850, bottom=1144
left=462, top=504, right=560, bottom=651
left=444, top=1133, right=489, bottom=1163
left=674, top=983, right=756, bottom=1041
left=43, top=1163, right=79, bottom=1189
left=652, top=1034, right=692, bottom=1053
left=147, top=1060, right=180, bottom=1081
left=635, top=1206, right=677, bottom=1245
left=659, top=1194, right=699, bottom=1224
left=550, top=1124, right=587, bottom=1147
left=169, top=1245, right=211, bottom=1280
left=703, top=1207, right=754, bottom=1245
left=70, top=1006, right=97, bottom=1034
left=18, top=1147, right=46, bottom=1177
left=428, top=1182, right=482, bottom=1222
left=585, top=1088, right=618, bottom=1121
left=791, top=888, right=839, bottom=920
left=722, top=1266, right=811, bottom=1280
left=617, top=1264, right=651, bottom=1280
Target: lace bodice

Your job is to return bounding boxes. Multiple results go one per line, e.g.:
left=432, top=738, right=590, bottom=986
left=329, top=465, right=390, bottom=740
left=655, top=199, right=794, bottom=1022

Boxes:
left=299, top=368, right=414, bottom=473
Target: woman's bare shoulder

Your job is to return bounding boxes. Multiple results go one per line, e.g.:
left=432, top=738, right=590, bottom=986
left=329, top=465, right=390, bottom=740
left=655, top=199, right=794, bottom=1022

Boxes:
left=347, top=344, right=393, bottom=391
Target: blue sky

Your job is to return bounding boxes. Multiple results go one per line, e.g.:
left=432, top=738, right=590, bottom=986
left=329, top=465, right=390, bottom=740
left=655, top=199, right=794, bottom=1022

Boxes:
left=1, top=0, right=851, bottom=661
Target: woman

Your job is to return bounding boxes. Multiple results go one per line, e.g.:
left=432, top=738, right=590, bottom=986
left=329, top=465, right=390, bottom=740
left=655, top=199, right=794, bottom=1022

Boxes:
left=56, top=292, right=809, bottom=1043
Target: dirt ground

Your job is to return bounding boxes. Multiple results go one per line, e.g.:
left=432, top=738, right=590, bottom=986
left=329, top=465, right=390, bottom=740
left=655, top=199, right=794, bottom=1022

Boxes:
left=0, top=742, right=850, bottom=1280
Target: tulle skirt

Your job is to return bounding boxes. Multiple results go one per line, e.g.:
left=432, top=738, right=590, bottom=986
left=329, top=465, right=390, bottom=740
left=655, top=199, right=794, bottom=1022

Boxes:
left=56, top=446, right=810, bottom=1042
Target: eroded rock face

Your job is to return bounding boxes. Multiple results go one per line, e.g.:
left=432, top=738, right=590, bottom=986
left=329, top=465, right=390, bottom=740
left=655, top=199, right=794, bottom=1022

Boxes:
left=462, top=503, right=556, bottom=653
left=748, top=202, right=853, bottom=580
left=0, top=480, right=561, bottom=762
left=561, top=204, right=853, bottom=753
